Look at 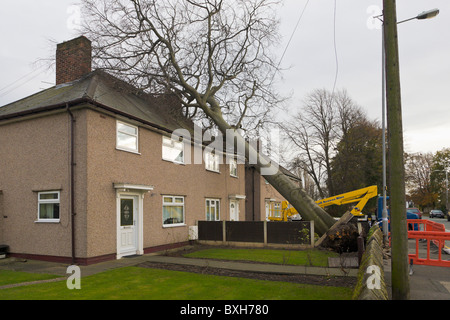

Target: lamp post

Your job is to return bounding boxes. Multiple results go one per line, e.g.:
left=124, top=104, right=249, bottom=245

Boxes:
left=379, top=3, right=439, bottom=300
left=377, top=8, right=440, bottom=242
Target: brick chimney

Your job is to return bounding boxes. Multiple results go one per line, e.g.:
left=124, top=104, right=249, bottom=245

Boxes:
left=56, top=36, right=92, bottom=85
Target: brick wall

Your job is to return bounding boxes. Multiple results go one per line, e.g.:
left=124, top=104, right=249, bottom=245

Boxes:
left=56, top=36, right=92, bottom=85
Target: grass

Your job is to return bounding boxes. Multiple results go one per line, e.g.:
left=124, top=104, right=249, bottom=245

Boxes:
left=0, top=270, right=61, bottom=286
left=0, top=266, right=353, bottom=300
left=183, top=248, right=339, bottom=267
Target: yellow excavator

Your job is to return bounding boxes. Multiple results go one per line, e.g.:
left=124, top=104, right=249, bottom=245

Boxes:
left=268, top=185, right=378, bottom=221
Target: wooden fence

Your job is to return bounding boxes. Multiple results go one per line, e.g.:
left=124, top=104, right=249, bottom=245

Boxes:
left=196, top=220, right=315, bottom=248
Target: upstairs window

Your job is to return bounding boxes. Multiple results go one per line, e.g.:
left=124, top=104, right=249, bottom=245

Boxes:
left=38, top=191, right=60, bottom=222
left=229, top=158, right=238, bottom=177
left=205, top=152, right=220, bottom=172
left=162, top=136, right=184, bottom=164
left=116, top=120, right=139, bottom=153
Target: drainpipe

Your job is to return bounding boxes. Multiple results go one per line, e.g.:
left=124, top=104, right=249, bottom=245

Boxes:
left=66, top=104, right=76, bottom=265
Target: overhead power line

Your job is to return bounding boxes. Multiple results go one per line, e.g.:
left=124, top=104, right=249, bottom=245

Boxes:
left=0, top=66, right=47, bottom=98
left=331, top=0, right=339, bottom=96
left=277, top=0, right=310, bottom=69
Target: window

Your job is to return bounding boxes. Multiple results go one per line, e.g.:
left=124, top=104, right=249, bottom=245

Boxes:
left=265, top=200, right=281, bottom=220
left=205, top=151, right=220, bottom=172
left=162, top=196, right=185, bottom=226
left=116, top=120, right=139, bottom=153
left=206, top=199, right=220, bottom=221
left=229, top=158, right=238, bottom=177
left=273, top=202, right=282, bottom=218
left=162, top=136, right=184, bottom=164
left=38, top=191, right=60, bottom=222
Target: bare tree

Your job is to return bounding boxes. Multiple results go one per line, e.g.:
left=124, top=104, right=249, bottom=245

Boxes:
left=286, top=89, right=365, bottom=199
left=79, top=0, right=336, bottom=235
left=405, top=152, right=437, bottom=209
left=287, top=117, right=327, bottom=199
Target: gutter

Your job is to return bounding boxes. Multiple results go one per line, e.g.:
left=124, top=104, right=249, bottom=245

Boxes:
left=66, top=104, right=76, bottom=265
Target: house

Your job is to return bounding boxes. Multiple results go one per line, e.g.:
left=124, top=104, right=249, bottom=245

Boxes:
left=0, top=36, right=298, bottom=265
left=245, top=164, right=302, bottom=221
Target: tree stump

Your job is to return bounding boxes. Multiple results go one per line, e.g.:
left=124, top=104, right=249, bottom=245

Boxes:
left=315, top=211, right=362, bottom=253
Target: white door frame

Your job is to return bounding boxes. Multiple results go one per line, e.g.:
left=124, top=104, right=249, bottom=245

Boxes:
left=114, top=184, right=153, bottom=259
left=116, top=191, right=144, bottom=259
left=229, top=199, right=239, bottom=221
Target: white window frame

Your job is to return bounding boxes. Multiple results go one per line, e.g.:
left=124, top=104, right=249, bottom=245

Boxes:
left=229, top=158, right=238, bottom=177
left=37, top=191, right=60, bottom=223
left=266, top=201, right=282, bottom=220
left=205, top=151, right=220, bottom=173
left=162, top=195, right=185, bottom=227
left=205, top=198, right=220, bottom=221
left=116, top=120, right=139, bottom=153
left=162, top=136, right=185, bottom=164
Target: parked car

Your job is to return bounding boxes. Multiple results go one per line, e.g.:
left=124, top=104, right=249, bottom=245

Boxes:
left=430, top=209, right=445, bottom=218
left=407, top=207, right=422, bottom=219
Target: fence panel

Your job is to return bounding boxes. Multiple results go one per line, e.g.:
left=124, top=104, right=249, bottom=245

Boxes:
left=225, top=221, right=265, bottom=243
left=198, top=221, right=223, bottom=241
left=267, top=221, right=311, bottom=245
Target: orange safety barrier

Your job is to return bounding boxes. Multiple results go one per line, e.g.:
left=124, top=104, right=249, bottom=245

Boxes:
left=407, top=219, right=450, bottom=267
left=409, top=219, right=446, bottom=232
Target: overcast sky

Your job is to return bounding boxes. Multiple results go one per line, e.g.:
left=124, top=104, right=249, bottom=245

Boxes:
left=0, top=0, right=449, bottom=155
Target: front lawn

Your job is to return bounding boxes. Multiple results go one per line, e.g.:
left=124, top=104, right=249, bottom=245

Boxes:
left=0, top=266, right=352, bottom=300
left=183, top=248, right=338, bottom=267
left=0, top=270, right=61, bottom=287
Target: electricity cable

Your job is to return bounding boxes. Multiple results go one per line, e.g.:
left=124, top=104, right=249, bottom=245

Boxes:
left=331, top=0, right=339, bottom=97
left=277, top=0, right=310, bottom=70
left=0, top=65, right=47, bottom=98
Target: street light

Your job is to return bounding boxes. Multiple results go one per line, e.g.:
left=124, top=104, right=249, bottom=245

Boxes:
left=398, top=8, right=440, bottom=23
left=376, top=8, right=440, bottom=241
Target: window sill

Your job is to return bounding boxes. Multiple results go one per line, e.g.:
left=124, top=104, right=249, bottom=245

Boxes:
left=115, top=147, right=141, bottom=155
left=162, top=158, right=186, bottom=166
left=34, top=220, right=60, bottom=224
left=206, top=169, right=220, bottom=174
left=163, top=224, right=186, bottom=228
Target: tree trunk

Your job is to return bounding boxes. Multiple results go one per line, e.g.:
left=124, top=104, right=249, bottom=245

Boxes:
left=262, top=167, right=336, bottom=236
left=204, top=99, right=336, bottom=236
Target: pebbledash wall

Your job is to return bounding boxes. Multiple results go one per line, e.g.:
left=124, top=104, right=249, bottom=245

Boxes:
left=84, top=106, right=247, bottom=261
left=0, top=105, right=247, bottom=264
left=0, top=112, right=74, bottom=261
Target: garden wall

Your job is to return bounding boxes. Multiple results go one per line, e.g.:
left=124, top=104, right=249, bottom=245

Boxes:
left=352, top=225, right=389, bottom=300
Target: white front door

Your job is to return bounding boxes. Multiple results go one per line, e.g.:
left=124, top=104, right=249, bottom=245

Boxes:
left=230, top=200, right=239, bottom=221
left=118, top=195, right=139, bottom=257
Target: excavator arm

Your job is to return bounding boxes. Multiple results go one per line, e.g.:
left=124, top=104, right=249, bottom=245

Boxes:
left=268, top=185, right=378, bottom=221
left=315, top=185, right=378, bottom=216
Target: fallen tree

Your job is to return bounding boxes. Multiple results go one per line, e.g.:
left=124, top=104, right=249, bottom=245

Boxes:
left=80, top=0, right=336, bottom=235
